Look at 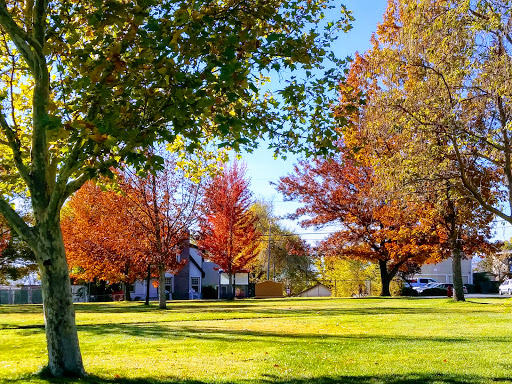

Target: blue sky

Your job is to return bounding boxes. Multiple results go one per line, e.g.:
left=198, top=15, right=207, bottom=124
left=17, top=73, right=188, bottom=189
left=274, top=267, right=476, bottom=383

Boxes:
left=240, top=1, right=389, bottom=243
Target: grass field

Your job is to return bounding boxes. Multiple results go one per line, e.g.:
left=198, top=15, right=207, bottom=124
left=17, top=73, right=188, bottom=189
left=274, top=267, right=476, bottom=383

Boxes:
left=1, top=297, right=512, bottom=384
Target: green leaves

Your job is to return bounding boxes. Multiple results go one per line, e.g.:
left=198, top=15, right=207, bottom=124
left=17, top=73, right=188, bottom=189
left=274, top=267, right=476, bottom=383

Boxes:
left=0, top=0, right=353, bottom=230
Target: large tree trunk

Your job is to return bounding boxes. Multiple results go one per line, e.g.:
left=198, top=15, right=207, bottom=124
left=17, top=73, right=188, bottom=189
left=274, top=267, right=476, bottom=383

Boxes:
left=158, top=264, right=167, bottom=309
left=452, top=244, right=465, bottom=302
left=227, top=273, right=235, bottom=300
left=145, top=264, right=151, bottom=306
left=123, top=282, right=131, bottom=301
left=446, top=198, right=465, bottom=302
left=36, top=224, right=85, bottom=377
left=378, top=260, right=392, bottom=297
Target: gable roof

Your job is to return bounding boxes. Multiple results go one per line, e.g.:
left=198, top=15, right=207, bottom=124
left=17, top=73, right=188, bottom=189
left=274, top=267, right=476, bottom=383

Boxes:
left=298, top=283, right=331, bottom=295
left=188, top=250, right=206, bottom=278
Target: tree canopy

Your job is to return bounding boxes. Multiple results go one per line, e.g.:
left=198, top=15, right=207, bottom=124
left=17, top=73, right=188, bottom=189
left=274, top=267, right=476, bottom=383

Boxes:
left=335, top=0, right=503, bottom=300
left=0, top=0, right=353, bottom=376
left=341, top=0, right=511, bottom=224
left=197, top=162, right=262, bottom=298
left=277, top=149, right=450, bottom=296
left=251, top=200, right=315, bottom=295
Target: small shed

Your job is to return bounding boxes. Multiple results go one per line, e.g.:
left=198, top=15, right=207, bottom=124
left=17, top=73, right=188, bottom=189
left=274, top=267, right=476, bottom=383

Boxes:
left=298, top=283, right=332, bottom=298
left=255, top=281, right=284, bottom=298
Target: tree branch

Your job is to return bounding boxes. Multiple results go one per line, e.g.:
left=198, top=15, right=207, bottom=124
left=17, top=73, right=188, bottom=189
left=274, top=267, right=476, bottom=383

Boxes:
left=0, top=0, right=41, bottom=72
left=33, top=0, right=46, bottom=47
left=451, top=133, right=512, bottom=224
left=0, top=196, right=35, bottom=248
left=0, top=109, right=31, bottom=186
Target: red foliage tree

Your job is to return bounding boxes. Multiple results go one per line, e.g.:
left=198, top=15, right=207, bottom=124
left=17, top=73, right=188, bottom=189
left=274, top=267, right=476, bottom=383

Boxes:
left=119, top=159, right=201, bottom=308
left=198, top=163, right=261, bottom=299
left=62, top=182, right=150, bottom=299
left=277, top=150, right=447, bottom=296
left=62, top=157, right=200, bottom=307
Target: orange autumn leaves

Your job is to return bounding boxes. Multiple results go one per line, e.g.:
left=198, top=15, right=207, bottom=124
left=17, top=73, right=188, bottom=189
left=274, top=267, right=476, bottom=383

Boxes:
left=61, top=181, right=150, bottom=284
left=62, top=162, right=260, bottom=286
left=197, top=163, right=261, bottom=277
left=277, top=150, right=447, bottom=296
left=61, top=166, right=193, bottom=285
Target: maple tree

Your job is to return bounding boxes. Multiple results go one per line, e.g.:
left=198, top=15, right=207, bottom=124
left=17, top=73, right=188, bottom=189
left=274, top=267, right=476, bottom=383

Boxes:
left=337, top=0, right=501, bottom=300
left=0, top=0, right=353, bottom=376
left=277, top=150, right=448, bottom=296
left=198, top=162, right=261, bottom=299
left=118, top=158, right=202, bottom=309
left=61, top=181, right=149, bottom=298
left=62, top=157, right=201, bottom=309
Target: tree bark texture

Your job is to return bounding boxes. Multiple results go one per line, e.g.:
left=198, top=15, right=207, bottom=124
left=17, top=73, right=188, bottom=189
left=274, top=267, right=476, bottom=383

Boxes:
left=446, top=199, right=465, bottom=302
left=158, top=264, right=166, bottom=309
left=36, top=225, right=85, bottom=377
left=228, top=273, right=235, bottom=300
left=378, top=260, right=392, bottom=297
left=145, top=264, right=151, bottom=306
left=451, top=245, right=465, bottom=302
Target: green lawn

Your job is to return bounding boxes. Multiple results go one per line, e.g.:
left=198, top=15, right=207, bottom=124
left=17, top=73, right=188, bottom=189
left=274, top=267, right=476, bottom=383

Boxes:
left=1, top=297, right=511, bottom=384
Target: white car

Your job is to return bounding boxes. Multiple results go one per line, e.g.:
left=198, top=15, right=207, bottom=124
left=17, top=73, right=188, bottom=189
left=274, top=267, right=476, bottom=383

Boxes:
left=413, top=282, right=439, bottom=293
left=408, top=278, right=438, bottom=288
left=499, top=279, right=512, bottom=295
left=415, top=282, right=468, bottom=294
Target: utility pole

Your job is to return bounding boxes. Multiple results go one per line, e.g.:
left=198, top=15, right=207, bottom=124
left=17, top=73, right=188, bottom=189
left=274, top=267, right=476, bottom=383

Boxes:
left=267, top=226, right=271, bottom=280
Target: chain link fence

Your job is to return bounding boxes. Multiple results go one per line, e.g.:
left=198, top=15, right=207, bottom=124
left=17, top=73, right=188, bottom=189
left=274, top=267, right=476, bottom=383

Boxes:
left=0, top=286, right=43, bottom=304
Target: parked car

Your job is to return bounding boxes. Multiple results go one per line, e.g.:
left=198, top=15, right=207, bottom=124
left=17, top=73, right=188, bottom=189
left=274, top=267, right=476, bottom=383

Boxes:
left=407, top=278, right=438, bottom=288
left=431, top=283, right=468, bottom=294
left=413, top=282, right=439, bottom=293
left=499, top=279, right=512, bottom=295
left=415, top=282, right=467, bottom=295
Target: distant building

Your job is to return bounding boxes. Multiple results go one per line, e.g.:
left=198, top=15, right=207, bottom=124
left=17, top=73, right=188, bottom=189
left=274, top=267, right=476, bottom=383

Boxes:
left=255, top=281, right=284, bottom=298
left=131, top=244, right=250, bottom=300
left=415, top=258, right=473, bottom=284
left=298, top=283, right=332, bottom=297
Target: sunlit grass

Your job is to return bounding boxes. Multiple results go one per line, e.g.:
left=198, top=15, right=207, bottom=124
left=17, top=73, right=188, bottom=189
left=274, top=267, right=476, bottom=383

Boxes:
left=1, top=297, right=511, bottom=383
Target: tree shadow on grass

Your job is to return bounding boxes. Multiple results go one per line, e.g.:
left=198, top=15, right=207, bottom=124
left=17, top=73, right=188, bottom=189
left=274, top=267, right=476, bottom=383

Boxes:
left=5, top=319, right=509, bottom=346
left=7, top=372, right=512, bottom=384
left=75, top=322, right=511, bottom=347
left=1, top=303, right=493, bottom=321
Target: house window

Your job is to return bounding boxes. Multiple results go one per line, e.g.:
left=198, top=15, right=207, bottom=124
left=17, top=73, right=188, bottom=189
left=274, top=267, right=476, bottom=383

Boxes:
left=165, top=277, right=173, bottom=293
left=191, top=277, right=200, bottom=292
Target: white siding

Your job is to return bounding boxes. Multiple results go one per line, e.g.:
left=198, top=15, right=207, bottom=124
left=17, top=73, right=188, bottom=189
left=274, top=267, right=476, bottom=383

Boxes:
left=417, top=257, right=473, bottom=284
left=299, top=285, right=332, bottom=297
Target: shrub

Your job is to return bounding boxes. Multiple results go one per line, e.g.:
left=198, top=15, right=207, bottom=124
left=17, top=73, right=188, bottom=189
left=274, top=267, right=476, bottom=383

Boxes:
left=201, top=285, right=218, bottom=299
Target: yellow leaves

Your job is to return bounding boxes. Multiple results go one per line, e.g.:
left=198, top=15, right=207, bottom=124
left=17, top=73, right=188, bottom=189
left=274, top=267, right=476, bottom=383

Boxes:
left=48, top=100, right=58, bottom=113
left=166, top=135, right=229, bottom=182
